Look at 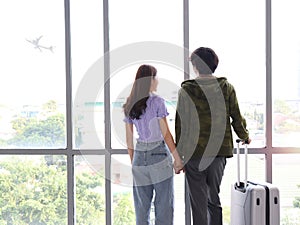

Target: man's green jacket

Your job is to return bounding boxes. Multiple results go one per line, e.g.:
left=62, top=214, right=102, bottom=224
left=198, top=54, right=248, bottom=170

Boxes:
left=175, top=77, right=249, bottom=161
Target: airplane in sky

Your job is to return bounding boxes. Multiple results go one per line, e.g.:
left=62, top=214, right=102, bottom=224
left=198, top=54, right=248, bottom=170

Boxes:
left=26, top=36, right=55, bottom=52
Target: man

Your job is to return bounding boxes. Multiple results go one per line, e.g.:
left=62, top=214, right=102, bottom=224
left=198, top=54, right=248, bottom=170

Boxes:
left=175, top=47, right=251, bottom=225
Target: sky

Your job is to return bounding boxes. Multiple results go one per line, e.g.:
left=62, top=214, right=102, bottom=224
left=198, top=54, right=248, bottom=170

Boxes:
left=1, top=0, right=300, bottom=108
left=0, top=0, right=66, bottom=106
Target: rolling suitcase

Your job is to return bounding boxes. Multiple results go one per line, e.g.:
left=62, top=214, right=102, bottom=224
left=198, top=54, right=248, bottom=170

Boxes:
left=230, top=139, right=280, bottom=225
left=230, top=139, right=266, bottom=225
left=248, top=181, right=280, bottom=225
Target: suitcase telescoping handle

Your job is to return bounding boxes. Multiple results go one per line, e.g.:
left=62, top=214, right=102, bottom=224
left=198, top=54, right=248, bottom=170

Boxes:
left=236, top=139, right=249, bottom=188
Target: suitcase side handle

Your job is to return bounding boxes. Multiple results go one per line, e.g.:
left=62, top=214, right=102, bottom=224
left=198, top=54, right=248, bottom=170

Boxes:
left=236, top=139, right=248, bottom=189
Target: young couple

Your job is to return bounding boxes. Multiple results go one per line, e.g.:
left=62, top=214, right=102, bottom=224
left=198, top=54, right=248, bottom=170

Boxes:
left=123, top=47, right=251, bottom=225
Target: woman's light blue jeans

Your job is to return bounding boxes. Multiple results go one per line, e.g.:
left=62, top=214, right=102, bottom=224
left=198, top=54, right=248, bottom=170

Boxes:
left=132, top=140, right=174, bottom=225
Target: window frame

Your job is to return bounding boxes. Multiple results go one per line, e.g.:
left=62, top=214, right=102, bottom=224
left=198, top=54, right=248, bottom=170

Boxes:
left=1, top=0, right=300, bottom=224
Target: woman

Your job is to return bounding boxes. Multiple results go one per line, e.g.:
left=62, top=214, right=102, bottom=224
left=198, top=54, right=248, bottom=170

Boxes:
left=123, top=64, right=183, bottom=225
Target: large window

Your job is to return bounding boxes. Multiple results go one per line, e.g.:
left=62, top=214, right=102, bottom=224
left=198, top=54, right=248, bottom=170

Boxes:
left=190, top=0, right=266, bottom=148
left=109, top=2, right=184, bottom=223
left=75, top=155, right=105, bottom=224
left=272, top=0, right=300, bottom=147
left=0, top=0, right=66, bottom=149
left=0, top=0, right=300, bottom=224
left=70, top=0, right=104, bottom=149
left=271, top=0, right=300, bottom=223
left=189, top=1, right=266, bottom=223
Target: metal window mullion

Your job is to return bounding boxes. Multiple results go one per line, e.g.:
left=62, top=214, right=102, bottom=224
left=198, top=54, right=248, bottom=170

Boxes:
left=103, top=0, right=112, bottom=224
left=183, top=1, right=191, bottom=225
left=183, top=0, right=190, bottom=81
left=265, top=0, right=273, bottom=183
left=64, top=0, right=75, bottom=224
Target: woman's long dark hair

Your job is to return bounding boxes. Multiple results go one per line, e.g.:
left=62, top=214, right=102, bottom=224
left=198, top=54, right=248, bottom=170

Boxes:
left=123, top=64, right=157, bottom=120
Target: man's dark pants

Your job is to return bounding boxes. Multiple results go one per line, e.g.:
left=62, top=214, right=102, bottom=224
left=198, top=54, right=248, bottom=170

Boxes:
left=185, top=156, right=227, bottom=225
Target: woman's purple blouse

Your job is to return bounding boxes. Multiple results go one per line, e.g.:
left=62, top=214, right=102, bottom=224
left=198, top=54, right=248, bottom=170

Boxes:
left=124, top=94, right=169, bottom=142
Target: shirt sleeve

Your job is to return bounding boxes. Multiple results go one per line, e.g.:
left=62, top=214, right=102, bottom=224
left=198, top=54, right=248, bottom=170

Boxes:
left=156, top=97, right=169, bottom=118
left=123, top=117, right=133, bottom=124
left=229, top=85, right=249, bottom=140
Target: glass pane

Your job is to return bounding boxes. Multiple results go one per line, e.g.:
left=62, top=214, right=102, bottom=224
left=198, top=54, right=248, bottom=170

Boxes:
left=190, top=0, right=266, bottom=148
left=273, top=154, right=300, bottom=224
left=111, top=155, right=185, bottom=225
left=272, top=0, right=300, bottom=147
left=75, top=155, right=105, bottom=224
left=71, top=0, right=104, bottom=149
left=109, top=0, right=182, bottom=48
left=0, top=0, right=66, bottom=149
left=220, top=154, right=265, bottom=224
left=0, top=155, right=67, bottom=224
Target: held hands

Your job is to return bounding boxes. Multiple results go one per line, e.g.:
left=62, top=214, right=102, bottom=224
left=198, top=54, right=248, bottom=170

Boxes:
left=172, top=149, right=184, bottom=174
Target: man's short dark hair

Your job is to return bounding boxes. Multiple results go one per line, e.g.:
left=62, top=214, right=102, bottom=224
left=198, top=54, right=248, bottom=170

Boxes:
left=190, top=47, right=219, bottom=74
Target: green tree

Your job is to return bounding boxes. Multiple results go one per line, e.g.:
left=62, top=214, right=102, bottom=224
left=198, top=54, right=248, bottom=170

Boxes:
left=0, top=157, right=67, bottom=225
left=274, top=99, right=291, bottom=114
left=0, top=157, right=107, bottom=225
left=293, top=185, right=300, bottom=208
left=113, top=192, right=135, bottom=225
left=0, top=139, right=7, bottom=147
left=42, top=100, right=57, bottom=115
left=11, top=117, right=28, bottom=135
left=9, top=114, right=65, bottom=147
left=75, top=171, right=105, bottom=225
left=8, top=100, right=65, bottom=148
